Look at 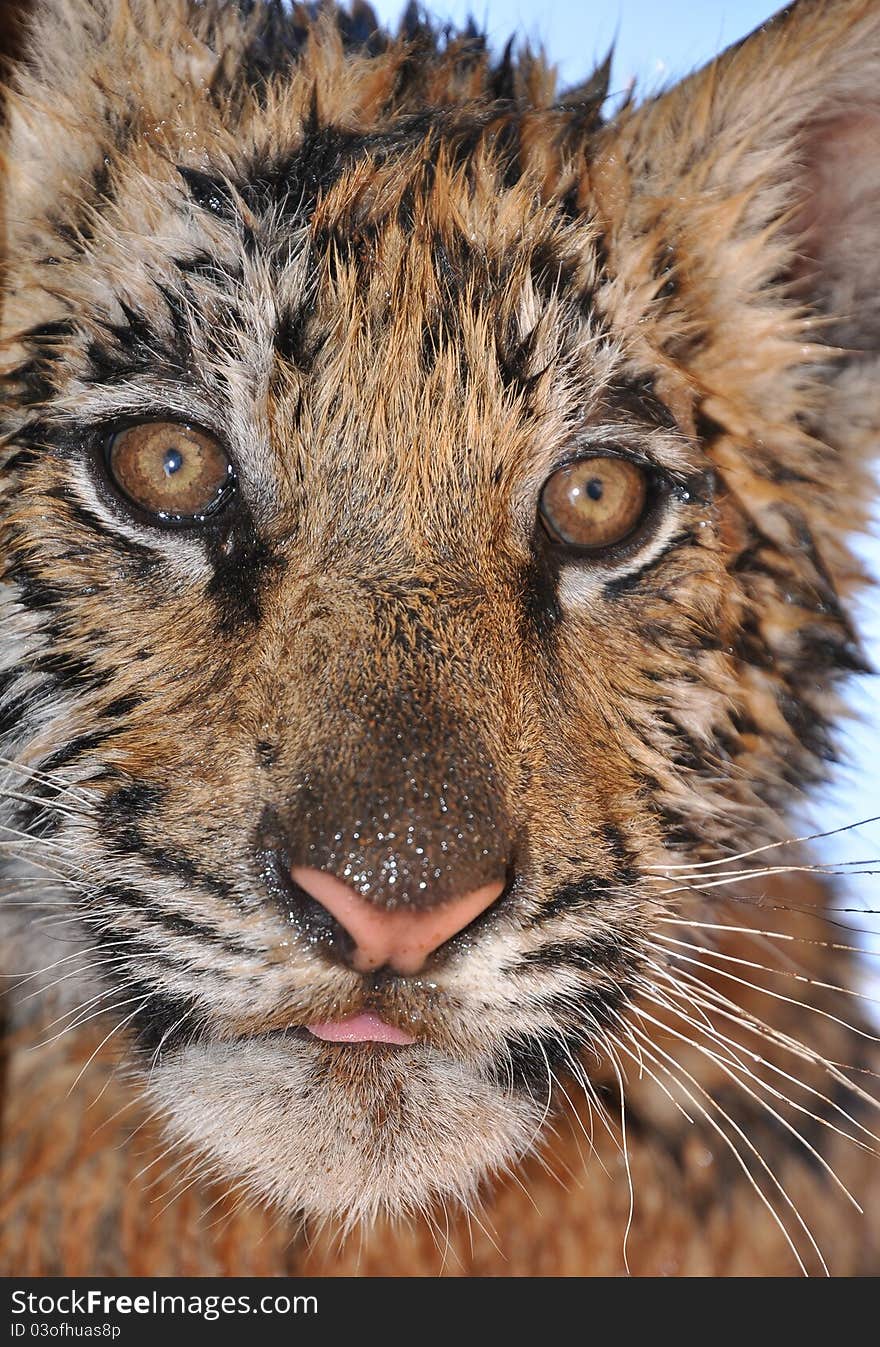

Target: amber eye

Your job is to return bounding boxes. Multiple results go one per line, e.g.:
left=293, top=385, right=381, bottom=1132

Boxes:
left=106, top=422, right=233, bottom=521
left=538, top=455, right=649, bottom=553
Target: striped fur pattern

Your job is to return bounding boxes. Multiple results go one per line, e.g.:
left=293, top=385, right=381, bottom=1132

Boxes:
left=1, top=0, right=879, bottom=1272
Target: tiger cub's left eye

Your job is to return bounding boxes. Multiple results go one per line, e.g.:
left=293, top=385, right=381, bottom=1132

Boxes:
left=107, top=422, right=233, bottom=521
left=539, top=455, right=649, bottom=554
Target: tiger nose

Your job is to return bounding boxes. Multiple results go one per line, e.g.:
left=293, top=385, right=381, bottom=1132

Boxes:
left=290, top=866, right=505, bottom=974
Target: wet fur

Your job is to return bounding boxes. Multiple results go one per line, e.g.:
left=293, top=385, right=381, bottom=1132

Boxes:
left=1, top=0, right=879, bottom=1274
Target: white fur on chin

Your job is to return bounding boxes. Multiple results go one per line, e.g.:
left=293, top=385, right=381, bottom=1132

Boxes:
left=148, top=1038, right=541, bottom=1229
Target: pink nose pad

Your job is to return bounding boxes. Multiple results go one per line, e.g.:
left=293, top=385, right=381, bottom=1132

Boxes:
left=290, top=866, right=505, bottom=974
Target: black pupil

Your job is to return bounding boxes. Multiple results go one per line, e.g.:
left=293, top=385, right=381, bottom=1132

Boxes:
left=163, top=447, right=184, bottom=476
left=585, top=477, right=604, bottom=501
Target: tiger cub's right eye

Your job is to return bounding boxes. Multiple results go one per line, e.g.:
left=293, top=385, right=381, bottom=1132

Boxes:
left=106, top=422, right=234, bottom=523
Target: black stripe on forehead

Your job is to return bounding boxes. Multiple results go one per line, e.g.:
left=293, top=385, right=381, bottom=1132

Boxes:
left=177, top=125, right=372, bottom=234
left=176, top=167, right=237, bottom=220
left=81, top=287, right=195, bottom=386
left=178, top=102, right=535, bottom=237
left=241, top=123, right=369, bottom=218
left=603, top=375, right=681, bottom=434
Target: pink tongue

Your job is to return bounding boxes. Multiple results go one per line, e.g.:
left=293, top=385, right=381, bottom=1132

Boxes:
left=306, top=1012, right=415, bottom=1046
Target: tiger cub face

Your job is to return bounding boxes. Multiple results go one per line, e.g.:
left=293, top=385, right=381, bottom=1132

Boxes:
left=1, top=0, right=878, bottom=1224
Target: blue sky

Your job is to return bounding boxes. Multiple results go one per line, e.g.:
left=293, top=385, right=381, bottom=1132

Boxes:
left=372, top=0, right=781, bottom=94
left=369, top=1, right=880, bottom=969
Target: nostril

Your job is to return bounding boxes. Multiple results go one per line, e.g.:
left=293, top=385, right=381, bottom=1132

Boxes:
left=291, top=866, right=506, bottom=974
left=259, top=847, right=358, bottom=964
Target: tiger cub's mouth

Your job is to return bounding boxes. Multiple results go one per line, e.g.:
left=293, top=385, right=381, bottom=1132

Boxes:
left=306, top=1013, right=416, bottom=1045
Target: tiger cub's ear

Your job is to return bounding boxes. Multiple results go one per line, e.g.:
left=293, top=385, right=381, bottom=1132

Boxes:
left=0, top=0, right=229, bottom=354
left=0, top=0, right=224, bottom=235
left=596, top=0, right=880, bottom=472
